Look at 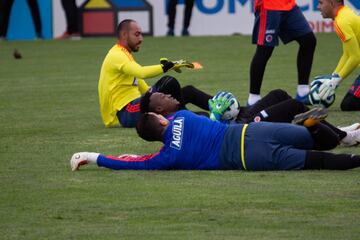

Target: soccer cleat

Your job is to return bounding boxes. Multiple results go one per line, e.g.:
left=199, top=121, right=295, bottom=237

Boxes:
left=292, top=107, right=328, bottom=127
left=295, top=93, right=311, bottom=105
left=70, top=152, right=89, bottom=171
left=340, top=128, right=360, bottom=147
left=338, top=123, right=360, bottom=132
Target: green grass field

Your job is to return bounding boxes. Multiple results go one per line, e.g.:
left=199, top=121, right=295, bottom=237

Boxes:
left=1, top=34, right=360, bottom=239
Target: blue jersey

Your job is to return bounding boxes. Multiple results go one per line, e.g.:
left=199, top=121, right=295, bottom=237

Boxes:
left=98, top=110, right=230, bottom=170
left=97, top=110, right=313, bottom=171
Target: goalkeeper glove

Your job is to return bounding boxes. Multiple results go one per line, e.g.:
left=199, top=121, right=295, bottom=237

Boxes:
left=160, top=58, right=194, bottom=73
left=208, top=91, right=235, bottom=121
left=172, top=59, right=194, bottom=73
left=160, top=58, right=174, bottom=73
left=318, top=73, right=342, bottom=99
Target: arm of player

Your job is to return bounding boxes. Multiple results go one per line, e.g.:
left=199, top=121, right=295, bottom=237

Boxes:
left=138, top=79, right=150, bottom=94
left=96, top=149, right=172, bottom=170
left=334, top=37, right=360, bottom=80
left=122, top=61, right=164, bottom=79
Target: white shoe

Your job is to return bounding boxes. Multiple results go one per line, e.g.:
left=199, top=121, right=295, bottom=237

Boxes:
left=70, top=152, right=89, bottom=171
left=338, top=123, right=360, bottom=132
left=340, top=128, right=360, bottom=147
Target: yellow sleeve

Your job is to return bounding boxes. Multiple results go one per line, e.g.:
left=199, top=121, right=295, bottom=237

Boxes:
left=335, top=37, right=360, bottom=79
left=122, top=60, right=164, bottom=79
left=138, top=79, right=150, bottom=94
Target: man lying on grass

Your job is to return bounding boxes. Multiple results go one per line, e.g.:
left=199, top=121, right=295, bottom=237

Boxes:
left=70, top=107, right=360, bottom=171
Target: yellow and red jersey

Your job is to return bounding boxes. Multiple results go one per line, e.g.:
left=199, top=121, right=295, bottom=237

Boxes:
left=98, top=44, right=163, bottom=127
left=254, top=0, right=296, bottom=11
left=333, top=6, right=360, bottom=79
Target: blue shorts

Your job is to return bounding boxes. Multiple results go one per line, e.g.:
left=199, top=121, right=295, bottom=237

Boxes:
left=252, top=5, right=312, bottom=46
left=116, top=98, right=141, bottom=128
left=244, top=122, right=314, bottom=170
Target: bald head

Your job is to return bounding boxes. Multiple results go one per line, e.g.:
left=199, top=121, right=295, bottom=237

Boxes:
left=116, top=19, right=143, bottom=52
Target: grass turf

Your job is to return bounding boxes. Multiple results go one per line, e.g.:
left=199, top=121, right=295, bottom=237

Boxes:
left=0, top=34, right=360, bottom=239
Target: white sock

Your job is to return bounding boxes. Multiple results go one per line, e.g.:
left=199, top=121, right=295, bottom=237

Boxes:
left=297, top=85, right=310, bottom=97
left=248, top=94, right=261, bottom=105
left=87, top=152, right=100, bottom=164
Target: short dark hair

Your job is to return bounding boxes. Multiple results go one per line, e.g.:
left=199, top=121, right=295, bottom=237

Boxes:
left=116, top=19, right=134, bottom=37
left=140, top=90, right=154, bottom=113
left=136, top=113, right=163, bottom=142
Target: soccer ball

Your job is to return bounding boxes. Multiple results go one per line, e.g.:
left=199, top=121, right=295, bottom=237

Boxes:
left=222, top=96, right=240, bottom=121
left=309, top=79, right=336, bottom=108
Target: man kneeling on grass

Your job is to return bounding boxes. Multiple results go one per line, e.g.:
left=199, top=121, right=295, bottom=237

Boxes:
left=70, top=107, right=360, bottom=171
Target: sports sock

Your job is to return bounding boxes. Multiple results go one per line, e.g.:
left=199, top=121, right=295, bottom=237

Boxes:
left=304, top=151, right=360, bottom=170
left=247, top=94, right=262, bottom=106
left=296, top=32, right=316, bottom=85
left=297, top=84, right=310, bottom=97
left=249, top=45, right=274, bottom=94
left=87, top=152, right=100, bottom=163
left=321, top=120, right=347, bottom=140
left=306, top=123, right=339, bottom=150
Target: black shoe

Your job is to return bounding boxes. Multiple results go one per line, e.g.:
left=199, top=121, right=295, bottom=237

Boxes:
left=167, top=29, right=174, bottom=36
left=292, top=107, right=328, bottom=127
left=181, top=29, right=189, bottom=36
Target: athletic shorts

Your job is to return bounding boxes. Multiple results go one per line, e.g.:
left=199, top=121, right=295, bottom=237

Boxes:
left=348, top=74, right=360, bottom=98
left=117, top=98, right=141, bottom=128
left=243, top=122, right=314, bottom=170
left=252, top=5, right=312, bottom=46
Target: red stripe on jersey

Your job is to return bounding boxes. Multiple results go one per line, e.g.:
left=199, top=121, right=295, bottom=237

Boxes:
left=334, top=22, right=346, bottom=42
left=258, top=6, right=267, bottom=46
left=126, top=103, right=140, bottom=113
left=106, top=152, right=160, bottom=162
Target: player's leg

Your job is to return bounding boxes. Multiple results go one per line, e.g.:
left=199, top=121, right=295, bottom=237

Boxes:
left=292, top=108, right=341, bottom=150
left=182, top=85, right=212, bottom=110
left=241, top=89, right=305, bottom=122
left=340, top=75, right=360, bottom=111
left=116, top=98, right=142, bottom=128
left=248, top=8, right=280, bottom=105
left=167, top=0, right=178, bottom=36
left=304, top=151, right=360, bottom=170
left=61, top=0, right=79, bottom=34
left=248, top=98, right=309, bottom=123
left=279, top=5, right=315, bottom=103
left=182, top=0, right=195, bottom=36
left=27, top=0, right=42, bottom=38
left=0, top=0, right=14, bottom=38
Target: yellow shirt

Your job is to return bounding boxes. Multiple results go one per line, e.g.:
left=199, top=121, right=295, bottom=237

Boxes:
left=98, top=44, right=164, bottom=127
left=333, top=6, right=360, bottom=79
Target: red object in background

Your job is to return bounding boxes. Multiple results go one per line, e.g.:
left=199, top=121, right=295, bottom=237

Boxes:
left=82, top=11, right=115, bottom=35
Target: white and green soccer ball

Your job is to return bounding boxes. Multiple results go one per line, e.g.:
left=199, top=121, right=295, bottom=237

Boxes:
left=222, top=96, right=240, bottom=121
left=309, top=79, right=336, bottom=108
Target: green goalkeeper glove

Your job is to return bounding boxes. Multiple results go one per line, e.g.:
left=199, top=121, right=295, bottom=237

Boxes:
left=160, top=58, right=194, bottom=73
left=208, top=91, right=235, bottom=121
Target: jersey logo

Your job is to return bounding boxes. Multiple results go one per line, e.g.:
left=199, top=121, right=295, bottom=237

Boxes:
left=132, top=77, right=139, bottom=86
left=170, top=117, right=184, bottom=150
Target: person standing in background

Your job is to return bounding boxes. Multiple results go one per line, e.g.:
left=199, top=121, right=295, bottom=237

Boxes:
left=166, top=0, right=195, bottom=36
left=57, top=0, right=80, bottom=39
left=0, top=0, right=42, bottom=39
left=247, top=0, right=317, bottom=106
